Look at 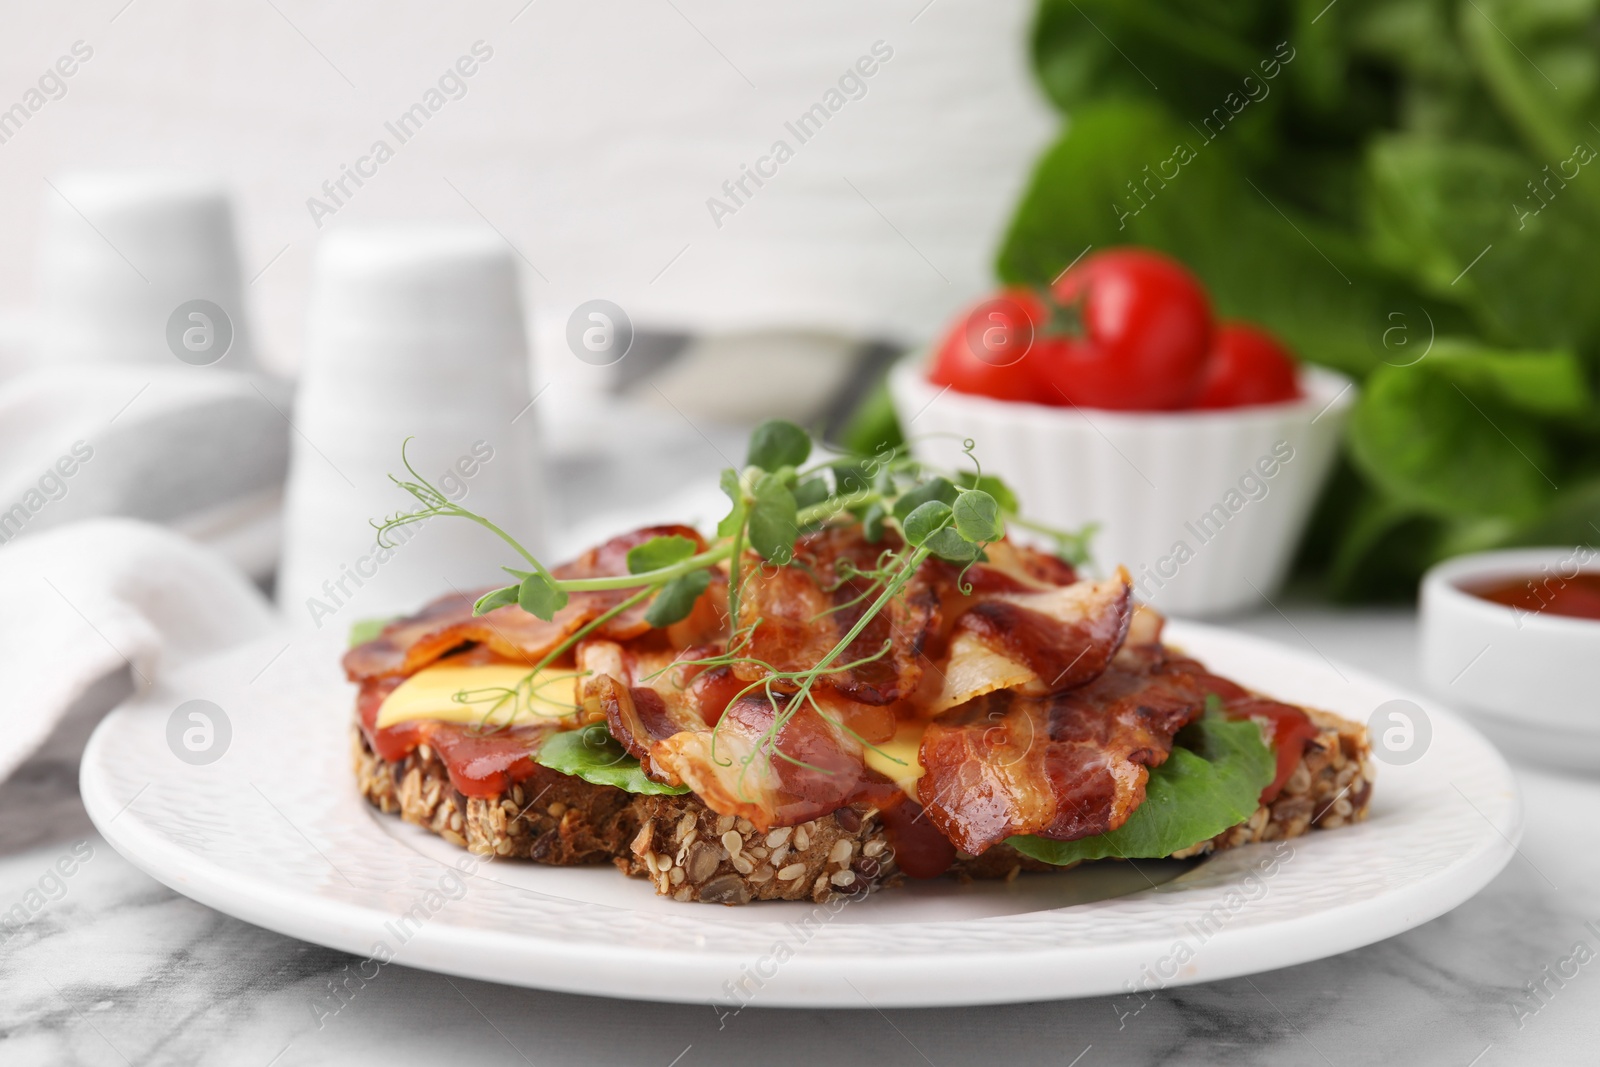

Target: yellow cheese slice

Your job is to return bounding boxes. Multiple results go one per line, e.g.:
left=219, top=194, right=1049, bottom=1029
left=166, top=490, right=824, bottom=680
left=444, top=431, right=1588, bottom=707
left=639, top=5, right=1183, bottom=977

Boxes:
left=376, top=663, right=582, bottom=729
left=864, top=720, right=928, bottom=802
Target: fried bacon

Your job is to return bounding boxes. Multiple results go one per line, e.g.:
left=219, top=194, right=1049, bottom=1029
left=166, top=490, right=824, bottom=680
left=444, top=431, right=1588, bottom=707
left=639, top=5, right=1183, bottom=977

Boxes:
left=928, top=573, right=1133, bottom=713
left=650, top=693, right=867, bottom=830
left=735, top=526, right=942, bottom=705
left=582, top=638, right=884, bottom=828
left=917, top=643, right=1213, bottom=854
left=579, top=641, right=728, bottom=762
left=343, top=526, right=716, bottom=681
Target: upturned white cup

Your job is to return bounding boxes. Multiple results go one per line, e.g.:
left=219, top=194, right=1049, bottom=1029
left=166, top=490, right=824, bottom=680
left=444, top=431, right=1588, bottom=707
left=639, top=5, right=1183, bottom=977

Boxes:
left=277, top=226, right=546, bottom=630
left=35, top=171, right=257, bottom=371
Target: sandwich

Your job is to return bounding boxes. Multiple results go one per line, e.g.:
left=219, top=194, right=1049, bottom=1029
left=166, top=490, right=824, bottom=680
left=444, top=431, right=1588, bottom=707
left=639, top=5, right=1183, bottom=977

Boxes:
left=345, top=422, right=1372, bottom=905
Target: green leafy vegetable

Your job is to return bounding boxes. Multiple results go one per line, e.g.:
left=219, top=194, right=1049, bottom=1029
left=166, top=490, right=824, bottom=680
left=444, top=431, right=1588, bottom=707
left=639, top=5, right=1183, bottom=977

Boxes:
left=748, top=472, right=799, bottom=564
left=518, top=572, right=569, bottom=621
left=1008, top=710, right=1275, bottom=865
left=747, top=418, right=811, bottom=471
left=892, top=477, right=958, bottom=522
left=644, top=568, right=713, bottom=628
left=717, top=468, right=746, bottom=538
left=627, top=534, right=698, bottom=574
left=924, top=527, right=980, bottom=563
left=956, top=472, right=1020, bottom=515
left=861, top=501, right=887, bottom=543
left=793, top=476, right=831, bottom=511
left=1347, top=362, right=1555, bottom=522
left=953, top=490, right=1004, bottom=543
left=535, top=724, right=689, bottom=795
left=472, top=586, right=519, bottom=617
left=347, top=617, right=394, bottom=647
left=900, top=500, right=953, bottom=547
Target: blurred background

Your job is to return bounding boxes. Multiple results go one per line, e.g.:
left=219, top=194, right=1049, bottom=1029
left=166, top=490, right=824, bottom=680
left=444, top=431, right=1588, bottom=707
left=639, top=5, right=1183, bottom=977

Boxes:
left=1, top=0, right=1596, bottom=615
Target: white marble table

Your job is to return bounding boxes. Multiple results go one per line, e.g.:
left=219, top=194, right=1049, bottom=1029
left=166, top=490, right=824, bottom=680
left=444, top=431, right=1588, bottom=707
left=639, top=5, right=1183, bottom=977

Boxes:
left=5, top=600, right=1598, bottom=1066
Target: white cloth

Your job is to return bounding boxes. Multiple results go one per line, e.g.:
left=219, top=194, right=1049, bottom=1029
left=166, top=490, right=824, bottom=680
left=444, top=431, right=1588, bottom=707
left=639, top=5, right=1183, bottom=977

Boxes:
left=0, top=365, right=290, bottom=578
left=0, top=519, right=279, bottom=785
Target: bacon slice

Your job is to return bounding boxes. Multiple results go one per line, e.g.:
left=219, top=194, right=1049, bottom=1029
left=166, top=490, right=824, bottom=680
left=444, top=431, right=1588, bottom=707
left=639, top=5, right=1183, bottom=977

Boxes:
left=735, top=526, right=942, bottom=705
left=936, top=539, right=1079, bottom=594
left=650, top=693, right=866, bottom=830
left=582, top=627, right=876, bottom=828
left=928, top=573, right=1133, bottom=713
left=917, top=643, right=1212, bottom=854
left=579, top=641, right=728, bottom=763
left=344, top=526, right=719, bottom=681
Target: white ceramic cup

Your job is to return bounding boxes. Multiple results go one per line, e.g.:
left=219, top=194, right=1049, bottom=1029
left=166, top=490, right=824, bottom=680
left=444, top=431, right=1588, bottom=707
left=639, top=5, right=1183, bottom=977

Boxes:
left=1420, top=547, right=1600, bottom=767
left=276, top=226, right=546, bottom=631
left=889, top=358, right=1354, bottom=617
left=35, top=171, right=257, bottom=371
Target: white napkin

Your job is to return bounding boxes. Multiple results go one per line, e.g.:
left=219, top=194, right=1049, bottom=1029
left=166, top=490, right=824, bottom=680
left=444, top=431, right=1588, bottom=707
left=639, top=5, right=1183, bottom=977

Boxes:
left=0, top=365, right=290, bottom=578
left=0, top=518, right=280, bottom=785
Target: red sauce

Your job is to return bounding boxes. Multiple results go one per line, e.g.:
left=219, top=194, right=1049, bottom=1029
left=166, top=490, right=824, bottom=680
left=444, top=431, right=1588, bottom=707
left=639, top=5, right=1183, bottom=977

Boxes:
left=1227, top=698, right=1320, bottom=805
left=852, top=782, right=956, bottom=879
left=1191, top=669, right=1318, bottom=805
left=355, top=676, right=549, bottom=799
left=1465, top=572, right=1600, bottom=620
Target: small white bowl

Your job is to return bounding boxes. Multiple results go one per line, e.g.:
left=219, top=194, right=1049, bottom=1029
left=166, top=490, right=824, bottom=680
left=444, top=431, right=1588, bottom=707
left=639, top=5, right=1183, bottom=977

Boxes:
left=888, top=357, right=1354, bottom=616
left=1421, top=548, right=1600, bottom=766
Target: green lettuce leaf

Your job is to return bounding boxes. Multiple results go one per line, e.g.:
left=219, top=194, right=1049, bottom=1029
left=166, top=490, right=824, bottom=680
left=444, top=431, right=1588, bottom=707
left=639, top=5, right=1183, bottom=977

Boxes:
left=1347, top=361, right=1556, bottom=522
left=1007, top=710, right=1274, bottom=865
left=347, top=617, right=395, bottom=648
left=534, top=724, right=689, bottom=795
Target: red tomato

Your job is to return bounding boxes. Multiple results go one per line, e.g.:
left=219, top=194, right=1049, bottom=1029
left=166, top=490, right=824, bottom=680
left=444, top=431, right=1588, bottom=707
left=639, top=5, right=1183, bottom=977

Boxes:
left=1193, top=323, right=1303, bottom=408
left=928, top=289, right=1050, bottom=402
left=1038, top=249, right=1213, bottom=410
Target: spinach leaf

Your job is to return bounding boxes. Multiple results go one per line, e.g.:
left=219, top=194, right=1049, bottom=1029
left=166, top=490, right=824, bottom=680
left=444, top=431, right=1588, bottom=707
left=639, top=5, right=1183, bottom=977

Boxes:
left=1364, top=136, right=1600, bottom=350
left=1417, top=340, right=1593, bottom=418
left=1347, top=361, right=1556, bottom=521
left=535, top=724, right=689, bottom=795
left=1008, top=711, right=1274, bottom=865
left=1457, top=0, right=1600, bottom=177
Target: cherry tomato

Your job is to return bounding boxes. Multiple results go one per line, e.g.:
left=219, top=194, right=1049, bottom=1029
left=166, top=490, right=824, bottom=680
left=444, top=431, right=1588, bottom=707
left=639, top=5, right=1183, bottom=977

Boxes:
left=1039, top=249, right=1213, bottom=410
left=1193, top=323, right=1303, bottom=408
left=928, top=289, right=1050, bottom=402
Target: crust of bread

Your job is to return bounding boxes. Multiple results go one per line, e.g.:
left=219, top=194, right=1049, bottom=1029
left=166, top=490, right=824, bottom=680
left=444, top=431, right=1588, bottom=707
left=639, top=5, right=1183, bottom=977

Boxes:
left=353, top=703, right=1374, bottom=904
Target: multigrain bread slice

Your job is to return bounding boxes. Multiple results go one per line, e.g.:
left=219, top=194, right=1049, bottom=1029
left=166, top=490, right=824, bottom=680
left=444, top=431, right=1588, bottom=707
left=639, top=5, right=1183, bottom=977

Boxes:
left=353, top=705, right=1374, bottom=904
left=353, top=727, right=904, bottom=902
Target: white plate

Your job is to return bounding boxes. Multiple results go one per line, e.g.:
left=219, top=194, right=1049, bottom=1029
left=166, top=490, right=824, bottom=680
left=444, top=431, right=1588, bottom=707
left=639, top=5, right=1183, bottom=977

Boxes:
left=81, top=621, right=1520, bottom=1008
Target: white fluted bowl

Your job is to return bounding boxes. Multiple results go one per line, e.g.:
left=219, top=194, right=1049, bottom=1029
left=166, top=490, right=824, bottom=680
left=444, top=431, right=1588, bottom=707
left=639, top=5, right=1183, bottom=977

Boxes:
left=888, top=357, right=1355, bottom=616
